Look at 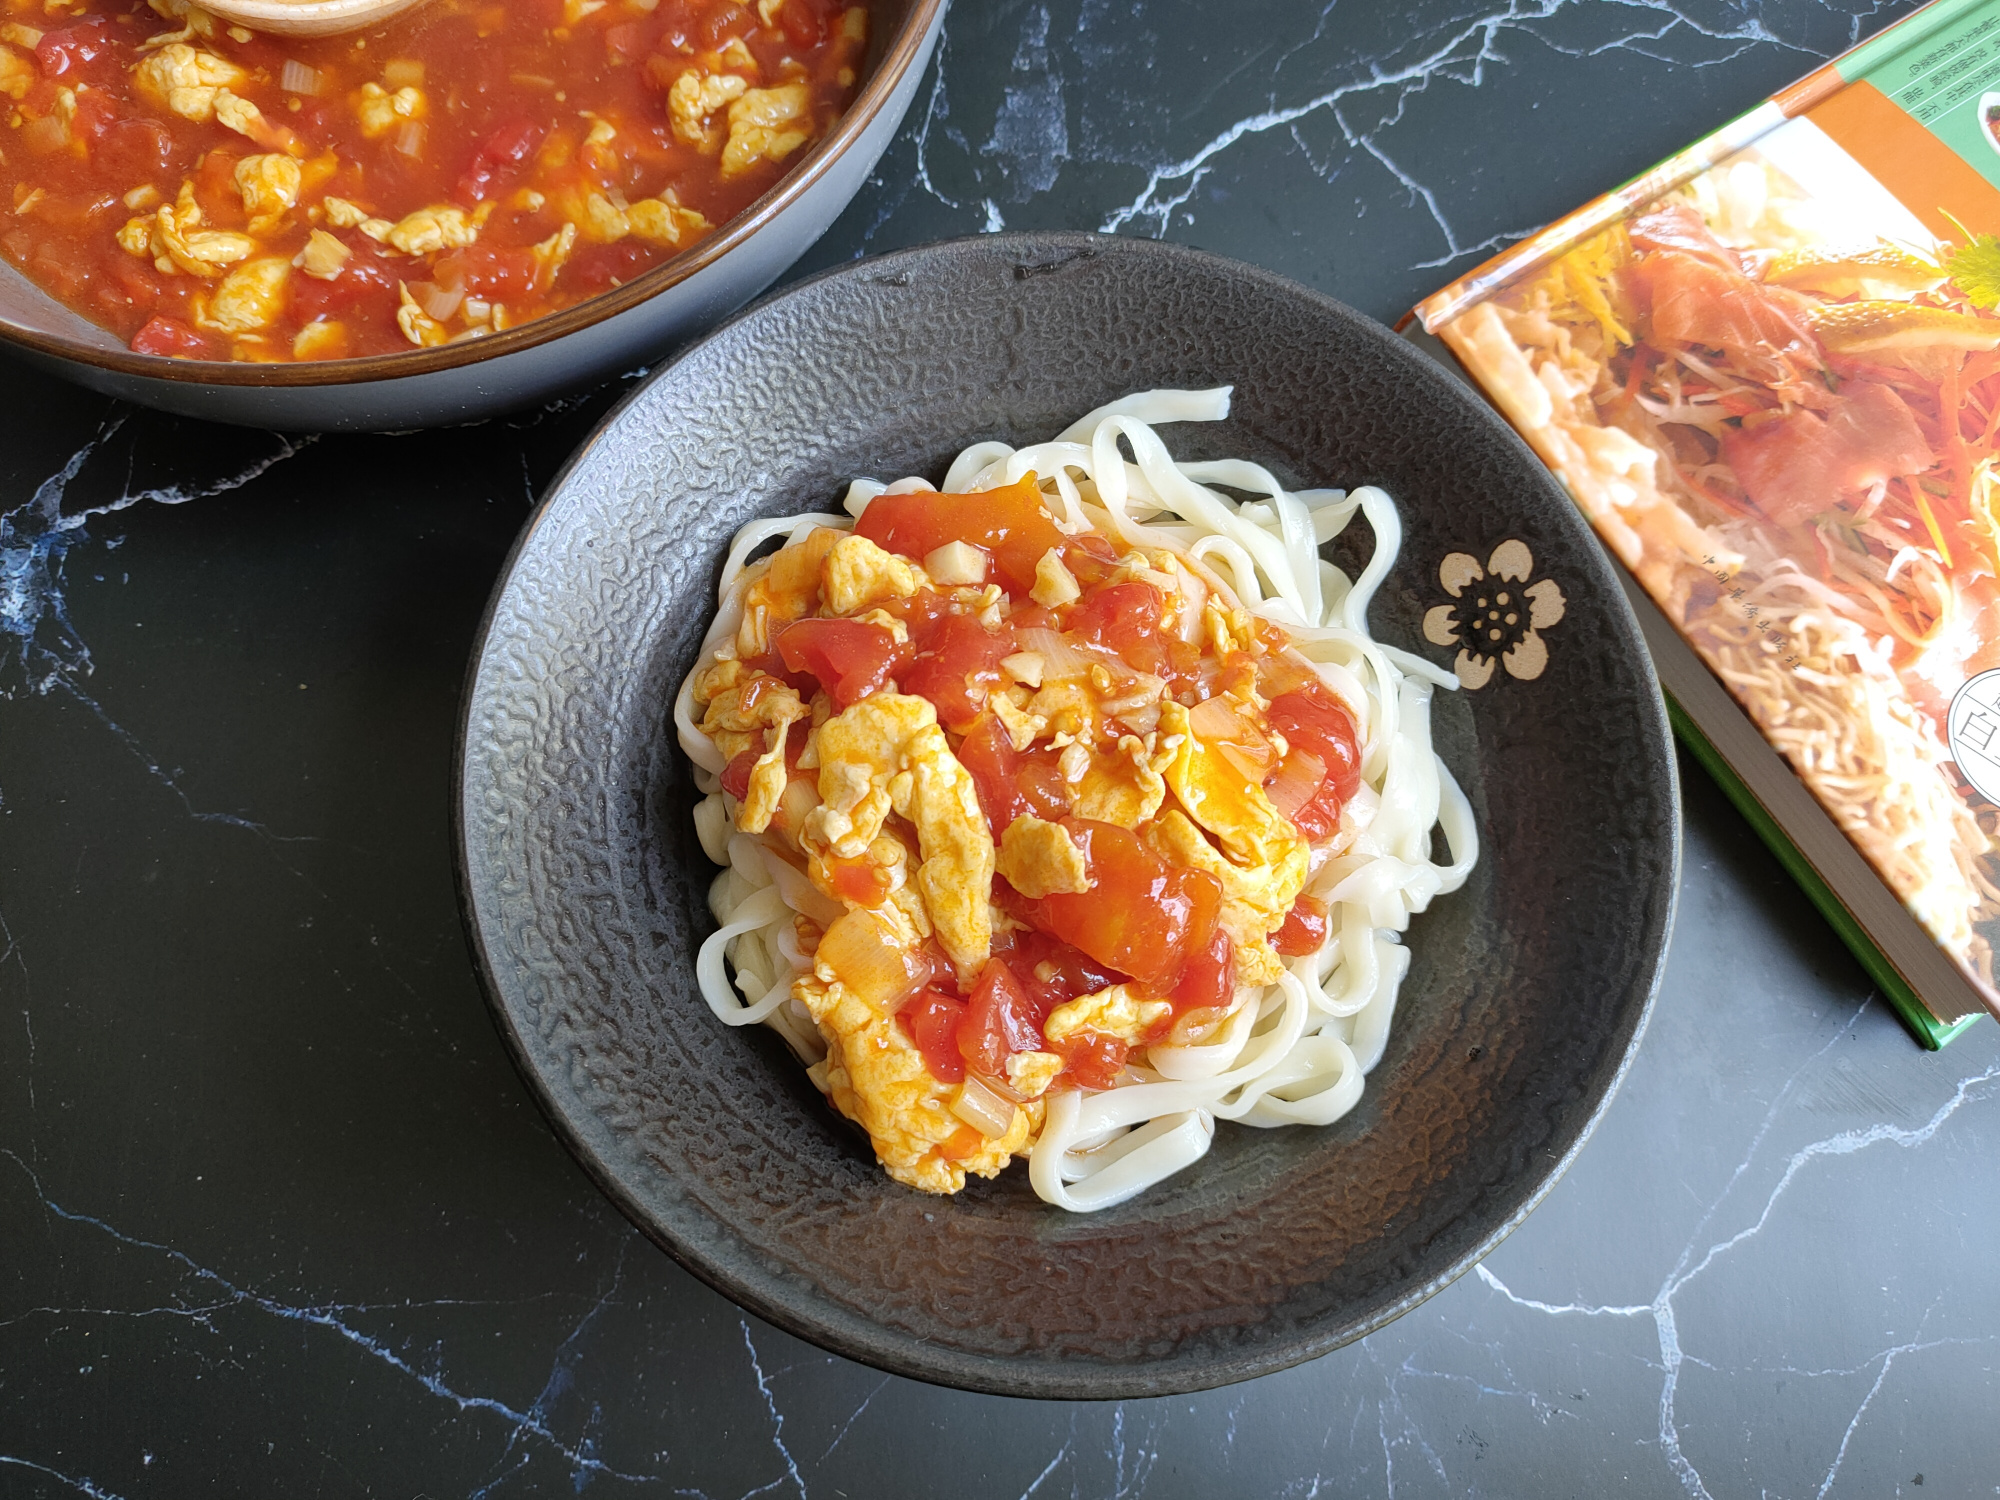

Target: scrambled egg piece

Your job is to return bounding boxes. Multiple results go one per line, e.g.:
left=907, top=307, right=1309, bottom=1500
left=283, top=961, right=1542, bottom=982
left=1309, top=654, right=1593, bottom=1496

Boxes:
left=668, top=68, right=748, bottom=150
left=1044, top=985, right=1170, bottom=1047
left=574, top=190, right=631, bottom=244
left=1158, top=700, right=1299, bottom=868
left=821, top=533, right=929, bottom=615
left=396, top=283, right=449, bottom=347
left=213, top=88, right=280, bottom=147
left=120, top=181, right=254, bottom=278
left=696, top=662, right=810, bottom=832
left=996, top=816, right=1089, bottom=897
left=0, top=44, right=35, bottom=103
left=293, top=229, right=349, bottom=280
left=355, top=81, right=424, bottom=138
left=234, top=154, right=300, bottom=235
left=736, top=525, right=839, bottom=657
left=1072, top=734, right=1167, bottom=828
left=196, top=256, right=290, bottom=335
left=1003, top=1050, right=1063, bottom=1099
left=1025, top=678, right=1098, bottom=742
left=292, top=320, right=347, bottom=360
left=721, top=83, right=812, bottom=179
left=990, top=687, right=1047, bottom=751
left=1145, top=809, right=1302, bottom=988
left=133, top=43, right=246, bottom=123
left=804, top=694, right=993, bottom=980
left=627, top=194, right=711, bottom=248
left=383, top=203, right=486, bottom=255
left=794, top=970, right=1027, bottom=1193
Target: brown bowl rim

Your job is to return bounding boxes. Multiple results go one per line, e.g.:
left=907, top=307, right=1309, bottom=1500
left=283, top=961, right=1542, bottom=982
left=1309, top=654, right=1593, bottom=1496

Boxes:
left=0, top=0, right=943, bottom=387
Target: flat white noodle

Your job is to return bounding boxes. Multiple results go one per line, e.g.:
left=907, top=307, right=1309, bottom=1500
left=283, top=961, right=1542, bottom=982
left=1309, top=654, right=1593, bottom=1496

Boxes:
left=686, top=390, right=1479, bottom=1211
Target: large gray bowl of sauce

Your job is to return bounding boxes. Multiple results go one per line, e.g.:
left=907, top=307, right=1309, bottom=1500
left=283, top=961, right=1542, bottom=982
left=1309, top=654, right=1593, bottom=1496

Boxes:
left=0, top=0, right=944, bottom=431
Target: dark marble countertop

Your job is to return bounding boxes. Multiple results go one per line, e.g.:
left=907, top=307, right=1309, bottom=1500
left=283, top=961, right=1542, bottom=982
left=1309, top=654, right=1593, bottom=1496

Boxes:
left=5, top=0, right=1997, bottom=1494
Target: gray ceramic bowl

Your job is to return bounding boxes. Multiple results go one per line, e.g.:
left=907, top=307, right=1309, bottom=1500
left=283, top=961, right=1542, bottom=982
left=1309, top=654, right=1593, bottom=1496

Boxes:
left=456, top=233, right=1681, bottom=1397
left=0, top=0, right=944, bottom=432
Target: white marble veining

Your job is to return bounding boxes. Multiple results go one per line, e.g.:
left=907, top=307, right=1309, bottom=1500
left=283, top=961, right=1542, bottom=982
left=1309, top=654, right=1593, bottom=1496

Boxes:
left=3, top=0, right=1993, bottom=1495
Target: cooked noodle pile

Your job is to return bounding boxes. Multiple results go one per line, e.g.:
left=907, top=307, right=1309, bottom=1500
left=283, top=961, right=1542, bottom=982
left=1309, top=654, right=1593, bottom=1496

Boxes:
left=676, top=390, right=1477, bottom=1209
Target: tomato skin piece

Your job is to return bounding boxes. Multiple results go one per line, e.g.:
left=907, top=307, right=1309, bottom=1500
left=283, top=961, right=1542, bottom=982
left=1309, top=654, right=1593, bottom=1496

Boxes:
left=854, top=475, right=1070, bottom=595
left=1266, top=684, right=1363, bottom=840
left=957, top=958, right=1051, bottom=1077
left=1032, top=820, right=1221, bottom=990
left=1272, top=895, right=1328, bottom=957
left=903, top=989, right=967, bottom=1084
left=129, top=316, right=215, bottom=359
left=899, top=613, right=1015, bottom=731
left=776, top=617, right=904, bottom=708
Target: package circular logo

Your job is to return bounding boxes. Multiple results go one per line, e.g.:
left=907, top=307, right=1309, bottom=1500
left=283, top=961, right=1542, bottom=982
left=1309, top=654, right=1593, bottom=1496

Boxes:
left=1948, top=670, right=2000, bottom=805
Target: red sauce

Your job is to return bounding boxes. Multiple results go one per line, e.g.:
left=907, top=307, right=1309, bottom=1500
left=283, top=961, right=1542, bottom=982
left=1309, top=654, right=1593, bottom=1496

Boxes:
left=0, top=0, right=869, bottom=359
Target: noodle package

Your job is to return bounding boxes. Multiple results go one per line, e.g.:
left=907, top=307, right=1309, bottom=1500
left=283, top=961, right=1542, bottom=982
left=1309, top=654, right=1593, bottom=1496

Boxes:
left=1414, top=0, right=2000, bottom=1043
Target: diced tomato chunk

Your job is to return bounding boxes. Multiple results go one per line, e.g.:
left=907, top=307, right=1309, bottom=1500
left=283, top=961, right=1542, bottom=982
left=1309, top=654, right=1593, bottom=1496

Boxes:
left=957, top=714, right=1069, bottom=837
left=35, top=21, right=113, bottom=78
left=899, top=612, right=1015, bottom=730
left=854, top=475, right=1070, bottom=595
left=1051, top=1032, right=1127, bottom=1091
left=776, top=617, right=903, bottom=707
left=777, top=0, right=839, bottom=46
left=1067, top=580, right=1160, bottom=658
left=1272, top=895, right=1328, bottom=957
left=1266, top=683, right=1363, bottom=840
left=290, top=249, right=399, bottom=324
left=129, top=316, right=215, bottom=359
left=433, top=244, right=542, bottom=300
left=1168, top=926, right=1235, bottom=1014
left=452, top=116, right=547, bottom=206
left=1066, top=580, right=1200, bottom=681
left=903, top=989, right=967, bottom=1084
left=826, top=854, right=893, bottom=907
left=1029, top=820, right=1221, bottom=990
left=957, top=959, right=1051, bottom=1077
left=719, top=748, right=759, bottom=801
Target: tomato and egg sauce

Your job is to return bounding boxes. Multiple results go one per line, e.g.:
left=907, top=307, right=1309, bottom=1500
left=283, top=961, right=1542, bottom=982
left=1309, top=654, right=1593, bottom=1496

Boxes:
left=0, top=0, right=867, bottom=360
left=689, top=475, right=1364, bottom=1195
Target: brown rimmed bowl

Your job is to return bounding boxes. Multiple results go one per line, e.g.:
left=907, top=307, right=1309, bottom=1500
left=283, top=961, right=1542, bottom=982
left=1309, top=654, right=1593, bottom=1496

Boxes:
left=0, top=0, right=945, bottom=432
left=455, top=233, right=1681, bottom=1397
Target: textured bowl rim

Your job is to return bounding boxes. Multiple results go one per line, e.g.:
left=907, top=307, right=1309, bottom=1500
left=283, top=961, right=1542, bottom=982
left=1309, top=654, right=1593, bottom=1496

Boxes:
left=454, top=231, right=1683, bottom=1398
left=0, top=0, right=945, bottom=386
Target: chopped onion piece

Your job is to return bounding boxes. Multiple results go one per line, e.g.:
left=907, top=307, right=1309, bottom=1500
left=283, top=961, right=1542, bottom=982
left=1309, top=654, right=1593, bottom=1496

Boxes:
left=1186, top=695, right=1247, bottom=741
left=952, top=1074, right=1016, bottom=1138
left=392, top=120, right=425, bottom=157
left=1266, top=748, right=1326, bottom=818
left=413, top=279, right=463, bottom=321
left=279, top=60, right=320, bottom=94
left=816, top=909, right=926, bottom=1011
left=1013, top=627, right=1116, bottom=683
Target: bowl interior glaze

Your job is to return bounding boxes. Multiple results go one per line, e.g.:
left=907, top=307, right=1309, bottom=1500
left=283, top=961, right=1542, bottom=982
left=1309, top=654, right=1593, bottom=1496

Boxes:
left=456, top=233, right=1679, bottom=1399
